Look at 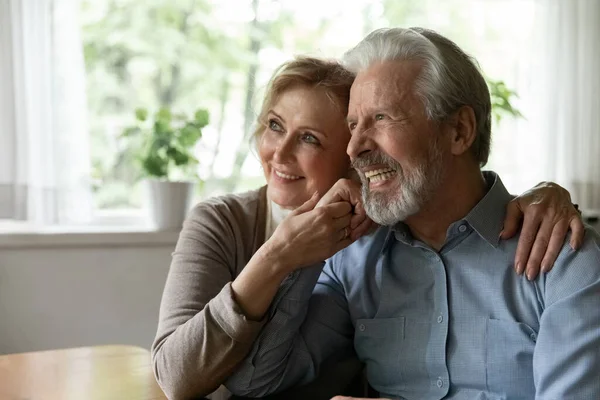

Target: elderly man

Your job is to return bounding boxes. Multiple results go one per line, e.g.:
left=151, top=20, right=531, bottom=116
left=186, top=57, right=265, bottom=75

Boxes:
left=226, top=28, right=600, bottom=399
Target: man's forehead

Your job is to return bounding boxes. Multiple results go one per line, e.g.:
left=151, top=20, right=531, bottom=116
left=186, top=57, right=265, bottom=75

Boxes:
left=349, top=67, right=414, bottom=107
left=352, top=60, right=422, bottom=87
left=351, top=79, right=382, bottom=99
left=350, top=73, right=392, bottom=101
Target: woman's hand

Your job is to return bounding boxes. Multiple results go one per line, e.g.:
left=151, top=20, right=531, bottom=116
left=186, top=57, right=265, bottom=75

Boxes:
left=266, top=192, right=355, bottom=274
left=232, top=183, right=370, bottom=321
left=316, top=178, right=376, bottom=241
left=500, top=181, right=585, bottom=280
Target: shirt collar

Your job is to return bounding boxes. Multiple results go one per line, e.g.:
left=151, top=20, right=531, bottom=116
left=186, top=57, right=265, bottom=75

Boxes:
left=389, top=171, right=513, bottom=248
left=463, top=171, right=513, bottom=247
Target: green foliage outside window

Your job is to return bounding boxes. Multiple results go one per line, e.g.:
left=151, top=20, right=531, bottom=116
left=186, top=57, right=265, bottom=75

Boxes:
left=120, top=107, right=209, bottom=180
left=83, top=0, right=522, bottom=210
left=487, top=78, right=523, bottom=124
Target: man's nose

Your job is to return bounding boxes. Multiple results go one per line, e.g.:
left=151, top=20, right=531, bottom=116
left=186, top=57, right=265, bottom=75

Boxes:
left=347, top=124, right=373, bottom=160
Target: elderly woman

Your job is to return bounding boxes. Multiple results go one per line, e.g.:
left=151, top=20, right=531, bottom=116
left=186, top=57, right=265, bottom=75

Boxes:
left=151, top=56, right=583, bottom=400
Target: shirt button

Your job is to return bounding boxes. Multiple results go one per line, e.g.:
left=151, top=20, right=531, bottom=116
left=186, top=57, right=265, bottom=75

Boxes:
left=437, top=315, right=443, bottom=323
left=359, top=324, right=366, bottom=332
left=459, top=224, right=467, bottom=233
left=530, top=332, right=537, bottom=342
left=437, top=378, right=444, bottom=388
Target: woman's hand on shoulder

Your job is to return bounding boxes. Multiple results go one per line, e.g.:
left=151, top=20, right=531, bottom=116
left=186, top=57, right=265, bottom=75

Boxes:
left=501, top=181, right=584, bottom=280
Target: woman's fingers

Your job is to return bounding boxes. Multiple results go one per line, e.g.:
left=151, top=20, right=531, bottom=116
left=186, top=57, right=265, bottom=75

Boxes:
left=322, top=201, right=353, bottom=219
left=351, top=217, right=375, bottom=241
left=513, top=201, right=584, bottom=279
left=337, top=226, right=350, bottom=241
left=500, top=199, right=524, bottom=239
left=514, top=212, right=542, bottom=275
left=293, top=191, right=320, bottom=215
left=332, top=214, right=352, bottom=231
left=523, top=219, right=555, bottom=280
left=540, top=220, right=570, bottom=273
left=316, top=178, right=362, bottom=209
left=569, top=215, right=585, bottom=250
left=350, top=200, right=366, bottom=230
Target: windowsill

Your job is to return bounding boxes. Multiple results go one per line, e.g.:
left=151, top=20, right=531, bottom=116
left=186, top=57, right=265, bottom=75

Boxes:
left=0, top=222, right=180, bottom=249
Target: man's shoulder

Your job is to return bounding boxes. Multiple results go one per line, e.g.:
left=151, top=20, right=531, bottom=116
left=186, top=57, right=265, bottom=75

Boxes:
left=541, top=226, right=600, bottom=305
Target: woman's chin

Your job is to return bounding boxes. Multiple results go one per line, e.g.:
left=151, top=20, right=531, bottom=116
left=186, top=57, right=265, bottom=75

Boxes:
left=267, top=190, right=305, bottom=210
left=271, top=198, right=301, bottom=210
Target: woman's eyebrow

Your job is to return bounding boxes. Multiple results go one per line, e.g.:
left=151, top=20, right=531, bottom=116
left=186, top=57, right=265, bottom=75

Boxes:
left=267, top=110, right=330, bottom=139
left=268, top=110, right=285, bottom=122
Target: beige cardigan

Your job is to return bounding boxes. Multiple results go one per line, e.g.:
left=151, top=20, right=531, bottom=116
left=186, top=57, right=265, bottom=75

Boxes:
left=152, top=186, right=364, bottom=400
left=151, top=187, right=270, bottom=399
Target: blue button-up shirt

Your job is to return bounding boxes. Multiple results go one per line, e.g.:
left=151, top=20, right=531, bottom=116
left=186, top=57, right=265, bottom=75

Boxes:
left=226, top=172, right=600, bottom=399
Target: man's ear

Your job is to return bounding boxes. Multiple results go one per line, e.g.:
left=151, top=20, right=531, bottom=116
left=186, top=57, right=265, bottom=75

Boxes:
left=446, top=106, right=477, bottom=156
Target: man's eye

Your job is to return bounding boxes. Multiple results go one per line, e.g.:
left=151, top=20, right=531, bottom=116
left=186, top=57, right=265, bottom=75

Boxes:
left=348, top=122, right=357, bottom=131
left=268, top=119, right=282, bottom=131
left=375, top=114, right=385, bottom=121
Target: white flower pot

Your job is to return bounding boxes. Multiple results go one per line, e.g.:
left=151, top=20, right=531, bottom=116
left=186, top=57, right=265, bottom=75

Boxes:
left=145, top=179, right=194, bottom=230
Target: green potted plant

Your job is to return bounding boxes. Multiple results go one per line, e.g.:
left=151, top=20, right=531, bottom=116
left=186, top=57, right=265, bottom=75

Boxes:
left=121, top=107, right=209, bottom=230
left=487, top=77, right=523, bottom=124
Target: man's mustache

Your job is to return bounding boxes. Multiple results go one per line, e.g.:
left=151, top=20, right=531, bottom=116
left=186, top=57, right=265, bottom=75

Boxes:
left=351, top=151, right=401, bottom=170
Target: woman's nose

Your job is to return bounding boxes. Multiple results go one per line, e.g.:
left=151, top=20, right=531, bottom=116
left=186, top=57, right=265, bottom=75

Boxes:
left=273, top=136, right=295, bottom=163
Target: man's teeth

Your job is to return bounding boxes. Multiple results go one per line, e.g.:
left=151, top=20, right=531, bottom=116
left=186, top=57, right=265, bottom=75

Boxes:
left=365, top=168, right=396, bottom=182
left=275, top=170, right=301, bottom=180
left=369, top=172, right=396, bottom=182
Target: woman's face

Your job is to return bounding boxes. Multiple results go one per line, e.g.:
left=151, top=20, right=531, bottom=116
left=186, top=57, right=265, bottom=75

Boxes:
left=259, top=85, right=351, bottom=209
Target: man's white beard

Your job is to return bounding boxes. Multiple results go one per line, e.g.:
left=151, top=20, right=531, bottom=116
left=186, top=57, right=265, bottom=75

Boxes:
left=356, top=143, right=444, bottom=226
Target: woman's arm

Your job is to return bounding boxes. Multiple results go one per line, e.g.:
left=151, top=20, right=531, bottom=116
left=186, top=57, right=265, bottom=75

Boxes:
left=152, top=192, right=370, bottom=400
left=151, top=202, right=266, bottom=400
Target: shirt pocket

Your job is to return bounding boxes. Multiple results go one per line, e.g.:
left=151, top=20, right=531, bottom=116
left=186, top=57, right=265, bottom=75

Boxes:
left=485, top=318, right=536, bottom=397
left=354, top=317, right=405, bottom=390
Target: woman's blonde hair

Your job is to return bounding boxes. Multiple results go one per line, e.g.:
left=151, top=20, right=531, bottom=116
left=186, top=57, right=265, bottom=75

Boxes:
left=252, top=56, right=356, bottom=141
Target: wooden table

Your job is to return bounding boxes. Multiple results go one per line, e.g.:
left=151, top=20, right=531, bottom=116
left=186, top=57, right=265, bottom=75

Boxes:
left=0, top=345, right=167, bottom=400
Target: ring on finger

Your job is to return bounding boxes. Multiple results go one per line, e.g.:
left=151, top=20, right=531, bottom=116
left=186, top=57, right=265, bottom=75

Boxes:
left=343, top=226, right=350, bottom=239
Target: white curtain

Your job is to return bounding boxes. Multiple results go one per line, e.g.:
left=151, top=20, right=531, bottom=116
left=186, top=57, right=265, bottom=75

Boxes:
left=514, top=0, right=600, bottom=212
left=540, top=0, right=600, bottom=213
left=0, top=0, right=92, bottom=224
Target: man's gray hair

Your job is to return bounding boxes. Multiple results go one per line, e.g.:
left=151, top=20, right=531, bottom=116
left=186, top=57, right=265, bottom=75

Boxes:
left=342, top=27, right=492, bottom=166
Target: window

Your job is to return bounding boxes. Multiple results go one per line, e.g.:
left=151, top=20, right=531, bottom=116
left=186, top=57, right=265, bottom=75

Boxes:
left=3, top=0, right=598, bottom=226
left=81, top=0, right=536, bottom=214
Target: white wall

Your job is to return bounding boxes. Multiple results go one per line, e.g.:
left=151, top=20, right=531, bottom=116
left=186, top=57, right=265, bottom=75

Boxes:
left=0, top=231, right=178, bottom=355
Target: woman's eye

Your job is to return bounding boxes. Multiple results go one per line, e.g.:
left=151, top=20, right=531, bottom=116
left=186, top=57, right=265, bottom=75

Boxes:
left=268, top=119, right=282, bottom=131
left=348, top=122, right=357, bottom=131
left=301, top=133, right=320, bottom=145
left=375, top=114, right=385, bottom=121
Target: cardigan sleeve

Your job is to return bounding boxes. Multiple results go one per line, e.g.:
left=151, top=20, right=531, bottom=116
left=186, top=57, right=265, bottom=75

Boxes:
left=151, top=200, right=266, bottom=400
